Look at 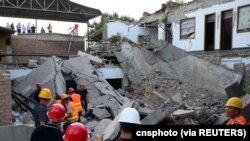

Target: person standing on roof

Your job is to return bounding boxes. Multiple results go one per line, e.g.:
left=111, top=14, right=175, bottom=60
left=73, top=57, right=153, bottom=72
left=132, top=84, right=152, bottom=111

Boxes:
left=47, top=23, right=52, bottom=33
left=33, top=88, right=52, bottom=127
left=31, top=24, right=36, bottom=33
left=27, top=23, right=31, bottom=33
left=41, top=27, right=45, bottom=33
left=63, top=122, right=89, bottom=141
left=60, top=93, right=79, bottom=132
left=68, top=87, right=83, bottom=122
left=77, top=83, right=88, bottom=113
left=96, top=107, right=141, bottom=141
left=16, top=22, right=21, bottom=34
left=5, top=23, right=11, bottom=29
left=225, top=97, right=247, bottom=125
left=33, top=82, right=42, bottom=103
left=31, top=103, right=66, bottom=141
left=22, top=24, right=26, bottom=33
left=10, top=22, right=15, bottom=30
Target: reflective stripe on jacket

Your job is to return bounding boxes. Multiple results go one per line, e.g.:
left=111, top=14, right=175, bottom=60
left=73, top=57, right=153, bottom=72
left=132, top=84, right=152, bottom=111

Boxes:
left=226, top=115, right=247, bottom=125
left=66, top=101, right=79, bottom=121
left=71, top=93, right=83, bottom=112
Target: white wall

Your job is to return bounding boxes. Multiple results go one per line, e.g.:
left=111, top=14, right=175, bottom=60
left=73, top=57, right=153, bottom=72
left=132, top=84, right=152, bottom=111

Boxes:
left=106, top=21, right=149, bottom=44
left=172, top=0, right=250, bottom=51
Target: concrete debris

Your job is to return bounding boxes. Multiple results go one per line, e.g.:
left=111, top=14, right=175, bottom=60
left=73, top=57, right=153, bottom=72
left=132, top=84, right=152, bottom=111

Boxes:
left=93, top=119, right=112, bottom=140
left=85, top=120, right=99, bottom=131
left=92, top=107, right=112, bottom=120
left=78, top=51, right=103, bottom=64
left=141, top=109, right=166, bottom=125
left=102, top=100, right=133, bottom=141
left=171, top=109, right=195, bottom=119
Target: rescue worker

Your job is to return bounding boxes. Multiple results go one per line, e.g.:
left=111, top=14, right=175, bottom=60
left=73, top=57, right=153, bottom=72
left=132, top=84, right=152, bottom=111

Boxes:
left=33, top=82, right=42, bottom=102
left=96, top=107, right=141, bottom=141
left=77, top=83, right=88, bottom=112
left=30, top=103, right=66, bottom=141
left=47, top=23, right=52, bottom=33
left=63, top=122, right=88, bottom=141
left=61, top=93, right=79, bottom=132
left=33, top=88, right=52, bottom=127
left=225, top=97, right=247, bottom=125
left=68, top=87, right=83, bottom=121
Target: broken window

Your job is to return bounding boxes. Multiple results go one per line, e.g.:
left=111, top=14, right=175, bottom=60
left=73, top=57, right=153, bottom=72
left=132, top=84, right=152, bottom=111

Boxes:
left=138, top=35, right=151, bottom=43
left=180, top=18, right=195, bottom=40
left=237, top=5, right=250, bottom=33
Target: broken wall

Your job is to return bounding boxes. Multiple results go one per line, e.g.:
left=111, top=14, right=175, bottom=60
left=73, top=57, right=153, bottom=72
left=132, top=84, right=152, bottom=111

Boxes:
left=0, top=70, right=12, bottom=125
left=116, top=41, right=242, bottom=96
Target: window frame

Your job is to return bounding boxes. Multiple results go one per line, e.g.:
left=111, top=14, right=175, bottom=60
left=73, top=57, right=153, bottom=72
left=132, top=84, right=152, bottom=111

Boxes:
left=180, top=17, right=196, bottom=40
left=237, top=4, right=250, bottom=33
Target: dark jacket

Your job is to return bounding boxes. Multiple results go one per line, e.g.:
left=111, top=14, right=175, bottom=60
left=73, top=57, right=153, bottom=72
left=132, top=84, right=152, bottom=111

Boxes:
left=30, top=123, right=64, bottom=141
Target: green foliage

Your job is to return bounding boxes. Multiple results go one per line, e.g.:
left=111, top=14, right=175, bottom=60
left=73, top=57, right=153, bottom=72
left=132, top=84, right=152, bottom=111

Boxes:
left=87, top=12, right=136, bottom=36
left=110, top=35, right=120, bottom=45
left=242, top=81, right=250, bottom=94
left=160, top=17, right=168, bottom=24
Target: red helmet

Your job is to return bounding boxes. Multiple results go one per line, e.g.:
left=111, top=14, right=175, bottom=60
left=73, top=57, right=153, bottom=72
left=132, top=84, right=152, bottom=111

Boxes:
left=67, top=87, right=74, bottom=93
left=64, top=122, right=88, bottom=141
left=47, top=104, right=66, bottom=121
left=36, top=82, right=41, bottom=88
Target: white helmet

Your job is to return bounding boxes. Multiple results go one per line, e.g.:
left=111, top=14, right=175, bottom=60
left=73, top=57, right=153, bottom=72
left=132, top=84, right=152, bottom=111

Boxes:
left=118, top=108, right=141, bottom=124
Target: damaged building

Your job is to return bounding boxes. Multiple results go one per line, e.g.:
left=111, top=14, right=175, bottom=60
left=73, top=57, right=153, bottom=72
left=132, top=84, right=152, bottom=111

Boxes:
left=0, top=0, right=250, bottom=141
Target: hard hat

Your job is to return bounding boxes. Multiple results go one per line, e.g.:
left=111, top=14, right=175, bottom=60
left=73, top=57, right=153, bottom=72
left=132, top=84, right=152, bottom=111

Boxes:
left=38, top=88, right=52, bottom=99
left=47, top=104, right=66, bottom=121
left=225, top=97, right=243, bottom=109
left=63, top=122, right=88, bottom=141
left=61, top=93, right=68, bottom=100
left=80, top=83, right=84, bottom=86
left=67, top=87, right=75, bottom=93
left=118, top=107, right=141, bottom=124
left=36, top=82, right=41, bottom=88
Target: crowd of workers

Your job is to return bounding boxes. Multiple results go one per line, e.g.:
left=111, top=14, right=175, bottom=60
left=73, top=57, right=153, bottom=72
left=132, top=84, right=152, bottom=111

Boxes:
left=5, top=22, right=53, bottom=34
left=27, top=81, right=247, bottom=141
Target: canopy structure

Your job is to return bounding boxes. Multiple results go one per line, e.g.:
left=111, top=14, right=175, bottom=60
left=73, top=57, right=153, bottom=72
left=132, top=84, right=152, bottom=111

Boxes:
left=0, top=0, right=102, bottom=22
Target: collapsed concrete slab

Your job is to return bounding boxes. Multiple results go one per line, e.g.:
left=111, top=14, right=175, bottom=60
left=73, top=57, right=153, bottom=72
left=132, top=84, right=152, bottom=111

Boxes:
left=12, top=57, right=66, bottom=98
left=141, top=109, right=166, bottom=125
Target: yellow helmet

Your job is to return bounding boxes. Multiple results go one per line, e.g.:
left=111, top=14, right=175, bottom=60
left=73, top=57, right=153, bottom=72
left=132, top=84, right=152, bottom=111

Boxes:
left=39, top=88, right=52, bottom=99
left=60, top=93, right=68, bottom=100
left=225, top=97, right=243, bottom=109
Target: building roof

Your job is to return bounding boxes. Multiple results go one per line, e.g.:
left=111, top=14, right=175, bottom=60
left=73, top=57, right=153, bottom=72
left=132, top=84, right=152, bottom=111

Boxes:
left=0, top=26, right=15, bottom=34
left=0, top=0, right=102, bottom=23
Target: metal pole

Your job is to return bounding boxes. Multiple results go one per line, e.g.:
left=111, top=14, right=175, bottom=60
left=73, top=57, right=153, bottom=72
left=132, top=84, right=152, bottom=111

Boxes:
left=35, top=19, right=38, bottom=59
left=87, top=21, right=90, bottom=52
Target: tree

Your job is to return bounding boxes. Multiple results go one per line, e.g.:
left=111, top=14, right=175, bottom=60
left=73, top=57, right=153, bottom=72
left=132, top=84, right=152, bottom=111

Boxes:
left=87, top=12, right=136, bottom=36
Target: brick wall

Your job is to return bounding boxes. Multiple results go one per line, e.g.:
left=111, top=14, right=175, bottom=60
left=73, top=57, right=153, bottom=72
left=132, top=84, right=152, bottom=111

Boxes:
left=0, top=70, right=12, bottom=125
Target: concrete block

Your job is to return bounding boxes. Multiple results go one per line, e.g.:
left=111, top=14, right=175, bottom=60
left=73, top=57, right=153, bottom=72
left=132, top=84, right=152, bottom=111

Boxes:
left=93, top=119, right=112, bottom=136
left=225, top=82, right=244, bottom=98
left=92, top=108, right=111, bottom=120
left=212, top=113, right=228, bottom=125
left=85, top=120, right=99, bottom=131
left=141, top=109, right=166, bottom=125
left=171, top=92, right=183, bottom=105
left=103, top=100, right=133, bottom=141
left=172, top=109, right=195, bottom=118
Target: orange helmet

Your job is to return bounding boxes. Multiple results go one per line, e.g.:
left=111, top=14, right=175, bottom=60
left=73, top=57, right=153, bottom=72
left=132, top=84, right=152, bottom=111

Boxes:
left=47, top=104, right=66, bottom=121
left=67, top=87, right=74, bottom=93
left=63, top=122, right=88, bottom=141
